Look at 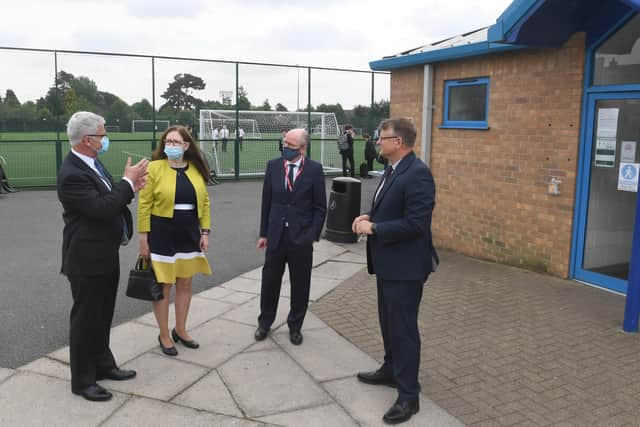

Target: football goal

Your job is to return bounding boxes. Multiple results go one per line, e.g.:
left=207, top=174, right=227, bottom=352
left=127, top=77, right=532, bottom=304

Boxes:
left=105, top=125, right=120, bottom=133
left=131, top=120, right=170, bottom=133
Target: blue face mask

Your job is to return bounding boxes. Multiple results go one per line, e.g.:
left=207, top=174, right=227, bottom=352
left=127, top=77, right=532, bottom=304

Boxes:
left=282, top=147, right=300, bottom=161
left=90, top=136, right=109, bottom=155
left=164, top=145, right=184, bottom=160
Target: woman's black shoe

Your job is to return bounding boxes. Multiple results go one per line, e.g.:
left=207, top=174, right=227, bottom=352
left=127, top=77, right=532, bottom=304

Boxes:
left=172, top=328, right=200, bottom=349
left=158, top=335, right=178, bottom=356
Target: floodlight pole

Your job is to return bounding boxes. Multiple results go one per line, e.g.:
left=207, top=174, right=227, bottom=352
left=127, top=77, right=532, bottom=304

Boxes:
left=151, top=57, right=157, bottom=151
left=307, top=67, right=312, bottom=159
left=296, top=66, right=300, bottom=112
left=54, top=50, right=62, bottom=172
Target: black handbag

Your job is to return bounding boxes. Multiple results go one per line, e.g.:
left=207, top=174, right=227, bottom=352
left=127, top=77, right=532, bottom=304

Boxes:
left=126, top=256, right=164, bottom=301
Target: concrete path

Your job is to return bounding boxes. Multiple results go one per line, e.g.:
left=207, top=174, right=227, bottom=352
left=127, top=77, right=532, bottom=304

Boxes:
left=0, top=240, right=463, bottom=427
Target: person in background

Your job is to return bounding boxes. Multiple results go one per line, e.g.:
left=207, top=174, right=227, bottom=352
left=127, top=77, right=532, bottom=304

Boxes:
left=339, top=124, right=355, bottom=177
left=353, top=117, right=438, bottom=424
left=278, top=129, right=286, bottom=153
left=137, top=125, right=212, bottom=357
left=238, top=127, right=245, bottom=152
left=364, top=133, right=377, bottom=178
left=57, top=111, right=148, bottom=402
left=255, top=128, right=327, bottom=346
left=220, top=125, right=229, bottom=153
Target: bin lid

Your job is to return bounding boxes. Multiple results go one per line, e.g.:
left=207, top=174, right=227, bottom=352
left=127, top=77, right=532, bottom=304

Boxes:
left=332, top=177, right=361, bottom=183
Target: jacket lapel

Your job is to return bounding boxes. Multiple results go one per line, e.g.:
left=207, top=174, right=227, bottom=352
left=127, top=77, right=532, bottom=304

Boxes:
left=70, top=153, right=109, bottom=192
left=372, top=152, right=415, bottom=211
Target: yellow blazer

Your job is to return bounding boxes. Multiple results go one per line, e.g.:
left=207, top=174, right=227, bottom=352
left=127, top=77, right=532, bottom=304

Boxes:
left=137, top=159, right=211, bottom=233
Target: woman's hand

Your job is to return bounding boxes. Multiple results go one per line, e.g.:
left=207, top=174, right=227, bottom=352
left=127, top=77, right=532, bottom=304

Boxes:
left=200, top=234, right=209, bottom=252
left=139, top=232, right=150, bottom=258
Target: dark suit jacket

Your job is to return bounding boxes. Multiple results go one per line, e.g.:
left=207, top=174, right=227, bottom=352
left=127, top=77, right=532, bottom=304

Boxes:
left=260, top=156, right=327, bottom=250
left=57, top=152, right=134, bottom=276
left=367, top=152, right=438, bottom=282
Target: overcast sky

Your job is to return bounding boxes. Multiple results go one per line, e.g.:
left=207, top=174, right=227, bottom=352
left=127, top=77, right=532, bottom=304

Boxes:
left=1, top=0, right=512, bottom=109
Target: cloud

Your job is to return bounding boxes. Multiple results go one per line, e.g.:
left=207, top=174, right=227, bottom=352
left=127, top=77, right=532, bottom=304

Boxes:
left=126, top=0, right=207, bottom=18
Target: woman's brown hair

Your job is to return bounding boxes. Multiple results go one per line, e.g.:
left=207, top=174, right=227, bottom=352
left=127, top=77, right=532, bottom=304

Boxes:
left=152, top=125, right=210, bottom=181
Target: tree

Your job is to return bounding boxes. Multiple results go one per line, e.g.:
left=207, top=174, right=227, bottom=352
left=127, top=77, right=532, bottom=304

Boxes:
left=235, top=85, right=251, bottom=110
left=106, top=99, right=133, bottom=132
left=315, top=103, right=345, bottom=124
left=131, top=99, right=154, bottom=120
left=254, top=98, right=272, bottom=111
left=161, top=73, right=205, bottom=111
left=4, top=90, right=20, bottom=107
left=275, top=103, right=288, bottom=112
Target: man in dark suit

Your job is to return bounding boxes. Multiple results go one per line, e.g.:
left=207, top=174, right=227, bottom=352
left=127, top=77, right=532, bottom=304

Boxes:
left=57, top=111, right=148, bottom=402
left=255, top=128, right=327, bottom=345
left=352, top=117, right=437, bottom=424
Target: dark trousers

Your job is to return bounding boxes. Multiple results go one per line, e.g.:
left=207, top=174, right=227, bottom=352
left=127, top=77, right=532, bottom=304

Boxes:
left=68, top=269, right=119, bottom=391
left=239, top=138, right=243, bottom=151
left=341, top=150, right=355, bottom=177
left=259, top=228, right=313, bottom=332
left=222, top=138, right=228, bottom=152
left=377, top=277, right=425, bottom=401
left=366, top=158, right=374, bottom=174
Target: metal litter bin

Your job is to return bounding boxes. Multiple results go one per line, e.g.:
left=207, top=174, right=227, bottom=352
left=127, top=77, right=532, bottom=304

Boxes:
left=325, top=177, right=361, bottom=243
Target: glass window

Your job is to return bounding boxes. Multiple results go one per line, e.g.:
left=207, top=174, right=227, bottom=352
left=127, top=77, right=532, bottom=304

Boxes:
left=442, top=77, right=489, bottom=129
left=593, top=14, right=640, bottom=86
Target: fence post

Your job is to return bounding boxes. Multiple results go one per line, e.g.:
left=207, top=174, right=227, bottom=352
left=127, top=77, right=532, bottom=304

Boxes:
left=370, top=72, right=375, bottom=135
left=235, top=62, right=240, bottom=180
left=307, top=67, right=312, bottom=159
left=54, top=51, right=62, bottom=173
left=151, top=57, right=157, bottom=151
left=623, top=179, right=640, bottom=332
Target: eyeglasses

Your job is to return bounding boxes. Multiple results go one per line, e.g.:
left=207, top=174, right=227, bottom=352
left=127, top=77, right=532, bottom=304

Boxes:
left=86, top=134, right=107, bottom=138
left=378, top=135, right=399, bottom=141
left=165, top=139, right=186, bottom=146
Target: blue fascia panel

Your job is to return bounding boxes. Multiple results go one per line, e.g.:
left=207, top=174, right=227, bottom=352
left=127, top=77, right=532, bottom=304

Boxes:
left=487, top=0, right=543, bottom=43
left=369, top=42, right=524, bottom=71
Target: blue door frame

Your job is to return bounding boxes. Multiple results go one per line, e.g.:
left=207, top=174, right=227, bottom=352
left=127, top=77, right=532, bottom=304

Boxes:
left=571, top=91, right=640, bottom=293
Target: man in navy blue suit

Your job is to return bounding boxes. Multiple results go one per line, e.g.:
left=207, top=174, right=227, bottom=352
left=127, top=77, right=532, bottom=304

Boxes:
left=353, top=117, right=438, bottom=424
left=255, top=128, right=327, bottom=345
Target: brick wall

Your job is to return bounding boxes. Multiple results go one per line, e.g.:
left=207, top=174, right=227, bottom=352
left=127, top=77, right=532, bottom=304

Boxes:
left=389, top=33, right=586, bottom=277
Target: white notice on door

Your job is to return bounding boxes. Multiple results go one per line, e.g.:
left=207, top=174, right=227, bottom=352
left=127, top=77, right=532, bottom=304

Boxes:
left=596, top=108, right=619, bottom=138
left=595, top=137, right=616, bottom=168
left=618, top=163, right=640, bottom=192
left=621, top=141, right=637, bottom=163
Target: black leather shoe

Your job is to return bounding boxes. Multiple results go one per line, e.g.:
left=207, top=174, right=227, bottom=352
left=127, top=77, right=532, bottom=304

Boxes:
left=357, top=367, right=397, bottom=387
left=289, top=330, right=303, bottom=345
left=383, top=399, right=419, bottom=424
left=254, top=326, right=269, bottom=341
left=158, top=335, right=178, bottom=356
left=172, top=328, right=200, bottom=349
left=72, top=384, right=113, bottom=402
left=97, top=368, right=137, bottom=381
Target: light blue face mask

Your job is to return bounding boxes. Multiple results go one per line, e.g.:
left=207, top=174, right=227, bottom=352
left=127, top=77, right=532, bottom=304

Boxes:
left=164, top=145, right=184, bottom=160
left=90, top=135, right=109, bottom=155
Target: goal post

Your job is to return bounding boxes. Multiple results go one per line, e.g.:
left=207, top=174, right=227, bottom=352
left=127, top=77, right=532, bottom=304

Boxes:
left=131, top=120, right=170, bottom=133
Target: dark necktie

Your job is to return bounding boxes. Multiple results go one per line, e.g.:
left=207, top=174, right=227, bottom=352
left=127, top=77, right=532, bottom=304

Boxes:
left=287, top=163, right=296, bottom=191
left=95, top=160, right=129, bottom=244
left=374, top=166, right=393, bottom=202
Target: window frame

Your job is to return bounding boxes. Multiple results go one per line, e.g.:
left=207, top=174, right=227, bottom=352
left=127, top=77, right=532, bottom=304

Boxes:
left=440, top=77, right=490, bottom=130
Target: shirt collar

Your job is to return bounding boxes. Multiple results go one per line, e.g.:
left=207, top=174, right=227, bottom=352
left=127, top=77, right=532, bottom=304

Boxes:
left=71, top=148, right=99, bottom=170
left=287, top=156, right=303, bottom=168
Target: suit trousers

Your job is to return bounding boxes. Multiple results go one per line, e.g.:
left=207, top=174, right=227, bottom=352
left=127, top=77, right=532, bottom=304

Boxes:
left=341, top=150, right=355, bottom=177
left=68, top=268, right=119, bottom=391
left=259, top=228, right=313, bottom=332
left=377, top=277, right=425, bottom=401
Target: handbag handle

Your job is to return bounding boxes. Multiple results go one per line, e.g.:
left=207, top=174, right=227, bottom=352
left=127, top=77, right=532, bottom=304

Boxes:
left=136, top=255, right=151, bottom=271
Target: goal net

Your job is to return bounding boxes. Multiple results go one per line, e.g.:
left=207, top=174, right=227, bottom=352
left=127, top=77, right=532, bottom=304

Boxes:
left=105, top=125, right=120, bottom=133
left=131, top=120, right=170, bottom=133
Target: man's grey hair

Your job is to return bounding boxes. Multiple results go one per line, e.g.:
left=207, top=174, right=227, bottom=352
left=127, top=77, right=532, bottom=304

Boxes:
left=66, top=111, right=105, bottom=146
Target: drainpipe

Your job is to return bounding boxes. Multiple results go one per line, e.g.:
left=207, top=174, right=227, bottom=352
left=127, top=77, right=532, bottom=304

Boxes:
left=421, top=64, right=434, bottom=166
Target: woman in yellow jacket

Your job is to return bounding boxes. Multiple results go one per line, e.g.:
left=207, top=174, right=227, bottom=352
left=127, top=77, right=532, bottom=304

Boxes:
left=138, top=125, right=212, bottom=356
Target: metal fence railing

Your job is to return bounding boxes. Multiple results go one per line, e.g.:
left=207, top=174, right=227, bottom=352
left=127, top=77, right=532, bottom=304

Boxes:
left=0, top=47, right=390, bottom=187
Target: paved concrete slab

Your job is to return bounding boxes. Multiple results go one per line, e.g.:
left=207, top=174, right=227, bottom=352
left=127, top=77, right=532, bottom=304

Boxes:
left=257, top=403, right=358, bottom=427
left=172, top=369, right=243, bottom=417
left=244, top=338, right=279, bottom=352
left=100, top=352, right=208, bottom=401
left=220, top=276, right=262, bottom=294
left=0, top=371, right=128, bottom=427
left=0, top=367, right=14, bottom=383
left=273, top=327, right=378, bottom=382
left=240, top=267, right=263, bottom=281
left=221, top=295, right=290, bottom=328
left=134, top=296, right=233, bottom=329
left=301, top=311, right=330, bottom=330
left=332, top=252, right=366, bottom=264
left=312, top=261, right=365, bottom=281
left=166, top=318, right=256, bottom=368
left=218, top=350, right=332, bottom=418
left=197, top=285, right=236, bottom=301
left=102, top=397, right=262, bottom=427
left=48, top=321, right=157, bottom=365
left=324, top=377, right=464, bottom=427
left=19, top=357, right=70, bottom=381
left=218, top=291, right=259, bottom=305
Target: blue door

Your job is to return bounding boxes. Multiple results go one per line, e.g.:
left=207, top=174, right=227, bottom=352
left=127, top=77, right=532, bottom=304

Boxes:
left=573, top=92, right=640, bottom=293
